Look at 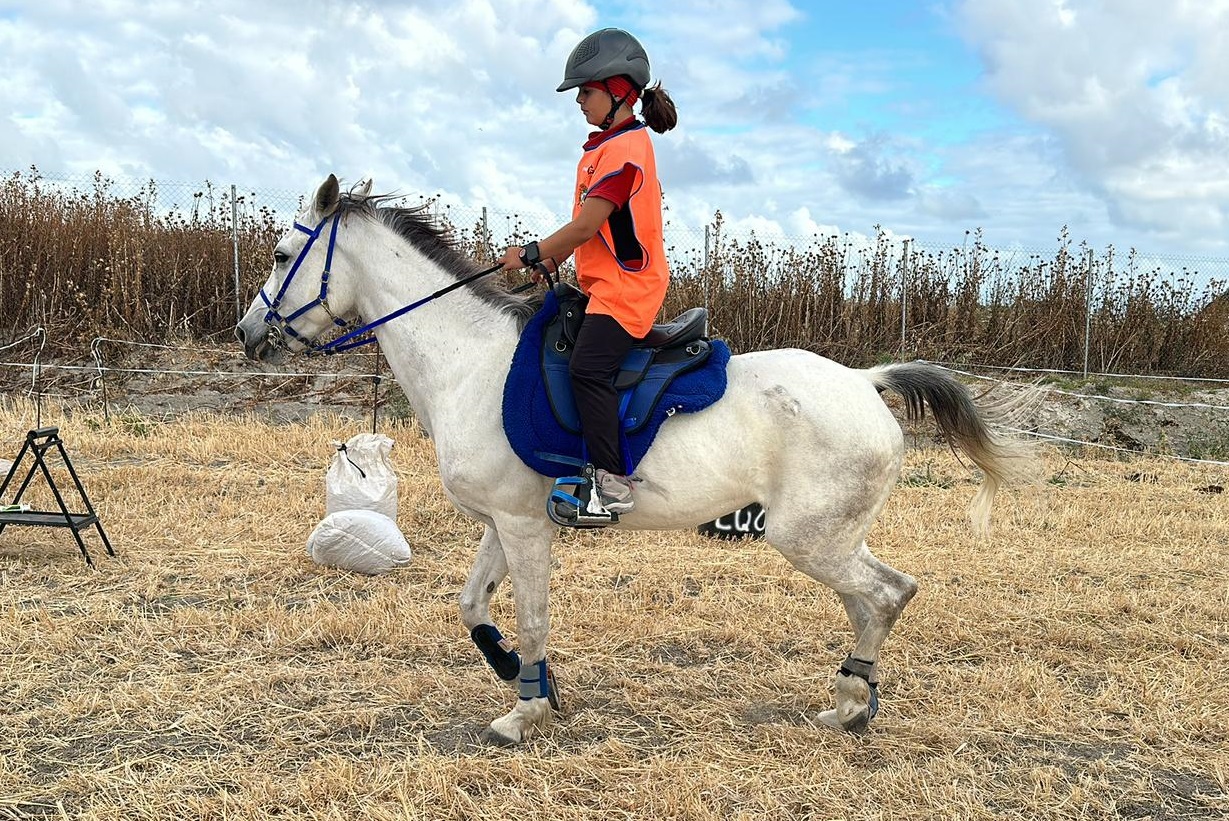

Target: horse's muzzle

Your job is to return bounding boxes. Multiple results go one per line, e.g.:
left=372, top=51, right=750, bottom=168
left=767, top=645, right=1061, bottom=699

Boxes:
left=235, top=319, right=286, bottom=364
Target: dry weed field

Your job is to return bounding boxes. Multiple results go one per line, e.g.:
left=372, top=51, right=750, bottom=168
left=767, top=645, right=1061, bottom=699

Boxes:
left=4, top=168, right=1227, bottom=377
left=0, top=401, right=1226, bottom=820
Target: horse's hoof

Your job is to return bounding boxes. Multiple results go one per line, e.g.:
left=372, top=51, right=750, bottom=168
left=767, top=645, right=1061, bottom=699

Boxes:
left=479, top=726, right=520, bottom=747
left=818, top=706, right=871, bottom=734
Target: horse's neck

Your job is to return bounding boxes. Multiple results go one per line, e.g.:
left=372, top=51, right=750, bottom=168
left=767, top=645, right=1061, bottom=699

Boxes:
left=355, top=247, right=517, bottom=432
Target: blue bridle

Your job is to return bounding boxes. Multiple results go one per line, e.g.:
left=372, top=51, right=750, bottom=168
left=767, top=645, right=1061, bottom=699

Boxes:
left=259, top=211, right=353, bottom=352
left=259, top=207, right=509, bottom=356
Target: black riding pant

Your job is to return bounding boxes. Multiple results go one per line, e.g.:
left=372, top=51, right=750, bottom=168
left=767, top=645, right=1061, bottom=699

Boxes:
left=569, top=312, right=637, bottom=475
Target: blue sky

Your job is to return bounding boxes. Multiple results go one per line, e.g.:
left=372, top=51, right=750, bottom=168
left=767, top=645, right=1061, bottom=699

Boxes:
left=1, top=0, right=1227, bottom=258
left=800, top=8, right=1008, bottom=143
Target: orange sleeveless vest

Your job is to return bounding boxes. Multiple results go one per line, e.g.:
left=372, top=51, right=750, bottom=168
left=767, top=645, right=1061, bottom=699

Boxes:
left=572, top=123, right=669, bottom=338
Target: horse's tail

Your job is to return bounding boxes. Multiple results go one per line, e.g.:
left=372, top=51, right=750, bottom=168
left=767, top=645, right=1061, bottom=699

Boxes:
left=866, top=362, right=1041, bottom=534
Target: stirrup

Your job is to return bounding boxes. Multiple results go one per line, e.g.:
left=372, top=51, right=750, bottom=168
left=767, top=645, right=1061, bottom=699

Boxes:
left=546, top=463, right=619, bottom=528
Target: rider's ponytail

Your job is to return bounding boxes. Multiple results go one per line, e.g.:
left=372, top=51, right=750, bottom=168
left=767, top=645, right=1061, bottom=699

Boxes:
left=640, top=83, right=677, bottom=134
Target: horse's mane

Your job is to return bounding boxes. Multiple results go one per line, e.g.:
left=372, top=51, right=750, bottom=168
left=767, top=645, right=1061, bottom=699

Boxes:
left=337, top=193, right=544, bottom=329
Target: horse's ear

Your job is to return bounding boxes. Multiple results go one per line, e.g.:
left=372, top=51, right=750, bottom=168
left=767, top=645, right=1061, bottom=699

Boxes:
left=352, top=177, right=374, bottom=199
left=314, top=174, right=341, bottom=217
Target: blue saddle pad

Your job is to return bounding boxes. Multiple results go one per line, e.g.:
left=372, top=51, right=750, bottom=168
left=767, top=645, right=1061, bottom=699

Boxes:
left=502, top=290, right=731, bottom=478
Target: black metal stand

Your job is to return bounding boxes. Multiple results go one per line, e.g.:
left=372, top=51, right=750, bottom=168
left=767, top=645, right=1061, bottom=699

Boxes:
left=0, top=427, right=115, bottom=566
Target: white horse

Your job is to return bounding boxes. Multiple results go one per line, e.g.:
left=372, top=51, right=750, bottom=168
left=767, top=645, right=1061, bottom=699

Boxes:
left=236, top=175, right=1038, bottom=744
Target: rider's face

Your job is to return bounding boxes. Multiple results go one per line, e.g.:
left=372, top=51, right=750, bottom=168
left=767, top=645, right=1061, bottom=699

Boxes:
left=576, top=86, right=608, bottom=128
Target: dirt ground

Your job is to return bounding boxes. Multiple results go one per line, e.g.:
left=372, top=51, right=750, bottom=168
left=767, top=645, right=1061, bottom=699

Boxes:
left=1, top=331, right=1228, bottom=820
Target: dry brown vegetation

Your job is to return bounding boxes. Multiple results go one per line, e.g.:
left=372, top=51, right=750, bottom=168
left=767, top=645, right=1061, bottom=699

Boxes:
left=1, top=400, right=1226, bottom=820
left=3, top=168, right=1227, bottom=376
left=0, top=169, right=281, bottom=345
left=656, top=218, right=1229, bottom=377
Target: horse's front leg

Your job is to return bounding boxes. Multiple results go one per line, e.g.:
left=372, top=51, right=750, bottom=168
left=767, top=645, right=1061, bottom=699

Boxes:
left=482, top=517, right=555, bottom=746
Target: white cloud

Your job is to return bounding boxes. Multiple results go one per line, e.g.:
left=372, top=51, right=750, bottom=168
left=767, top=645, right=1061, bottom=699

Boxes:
left=917, top=188, right=987, bottom=222
left=783, top=206, right=842, bottom=240
left=829, top=134, right=915, bottom=202
left=826, top=133, right=856, bottom=153
left=956, top=0, right=1229, bottom=243
left=0, top=0, right=1226, bottom=257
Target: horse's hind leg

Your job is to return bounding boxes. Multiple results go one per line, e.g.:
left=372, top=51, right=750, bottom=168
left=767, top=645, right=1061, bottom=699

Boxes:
left=835, top=545, right=917, bottom=655
left=829, top=543, right=917, bottom=730
left=772, top=521, right=917, bottom=733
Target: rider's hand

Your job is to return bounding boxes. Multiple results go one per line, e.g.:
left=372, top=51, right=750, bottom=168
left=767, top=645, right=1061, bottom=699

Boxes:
left=499, top=246, right=525, bottom=272
left=530, top=260, right=557, bottom=284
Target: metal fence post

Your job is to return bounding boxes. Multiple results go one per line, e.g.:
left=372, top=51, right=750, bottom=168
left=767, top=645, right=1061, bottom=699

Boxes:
left=901, top=238, right=910, bottom=355
left=1083, top=247, right=1093, bottom=378
left=231, top=184, right=242, bottom=322
left=370, top=350, right=382, bottom=435
left=703, top=223, right=711, bottom=315
left=90, top=338, right=111, bottom=424
left=481, top=206, right=490, bottom=258
left=32, top=327, right=45, bottom=430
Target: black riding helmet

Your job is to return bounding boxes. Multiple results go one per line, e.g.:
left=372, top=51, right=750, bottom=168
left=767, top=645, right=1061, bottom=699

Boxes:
left=556, top=28, right=651, bottom=92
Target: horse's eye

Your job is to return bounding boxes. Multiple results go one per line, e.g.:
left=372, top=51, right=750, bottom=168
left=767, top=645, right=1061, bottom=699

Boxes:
left=273, top=251, right=290, bottom=265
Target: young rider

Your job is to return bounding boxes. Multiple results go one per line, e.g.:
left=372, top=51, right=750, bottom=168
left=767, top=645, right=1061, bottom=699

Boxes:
left=500, top=27, right=678, bottom=517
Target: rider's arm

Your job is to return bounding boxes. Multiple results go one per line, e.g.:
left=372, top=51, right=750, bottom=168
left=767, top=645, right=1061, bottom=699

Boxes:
left=500, top=196, right=616, bottom=271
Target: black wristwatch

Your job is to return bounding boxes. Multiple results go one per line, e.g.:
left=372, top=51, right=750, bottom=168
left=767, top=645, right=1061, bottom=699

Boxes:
left=519, top=241, right=542, bottom=267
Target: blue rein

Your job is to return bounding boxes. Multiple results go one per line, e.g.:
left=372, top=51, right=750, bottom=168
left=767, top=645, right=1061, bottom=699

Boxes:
left=260, top=209, right=504, bottom=355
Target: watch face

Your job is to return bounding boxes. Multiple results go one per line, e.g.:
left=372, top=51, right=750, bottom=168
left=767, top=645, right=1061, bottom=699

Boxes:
left=521, top=242, right=541, bottom=266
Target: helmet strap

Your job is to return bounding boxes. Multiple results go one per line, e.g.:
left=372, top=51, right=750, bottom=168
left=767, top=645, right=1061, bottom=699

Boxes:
left=599, top=81, right=632, bottom=130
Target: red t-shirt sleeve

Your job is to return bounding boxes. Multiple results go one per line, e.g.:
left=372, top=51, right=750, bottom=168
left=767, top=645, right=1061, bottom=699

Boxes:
left=585, top=162, right=638, bottom=209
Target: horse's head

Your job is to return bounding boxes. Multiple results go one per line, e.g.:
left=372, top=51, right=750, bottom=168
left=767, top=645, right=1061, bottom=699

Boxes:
left=235, top=174, right=372, bottom=363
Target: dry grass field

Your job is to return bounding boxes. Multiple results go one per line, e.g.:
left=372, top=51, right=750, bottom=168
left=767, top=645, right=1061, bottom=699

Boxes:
left=0, top=400, right=1226, bottom=820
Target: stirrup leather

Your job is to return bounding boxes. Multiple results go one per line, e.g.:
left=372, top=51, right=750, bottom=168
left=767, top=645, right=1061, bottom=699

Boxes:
left=547, top=463, right=619, bottom=528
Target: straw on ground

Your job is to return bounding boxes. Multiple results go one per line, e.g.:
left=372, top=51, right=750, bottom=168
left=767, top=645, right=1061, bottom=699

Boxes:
left=0, top=402, right=1225, bottom=820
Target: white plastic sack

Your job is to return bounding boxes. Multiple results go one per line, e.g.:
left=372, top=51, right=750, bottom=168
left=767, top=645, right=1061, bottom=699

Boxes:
left=306, top=509, right=412, bottom=575
left=325, top=433, right=398, bottom=519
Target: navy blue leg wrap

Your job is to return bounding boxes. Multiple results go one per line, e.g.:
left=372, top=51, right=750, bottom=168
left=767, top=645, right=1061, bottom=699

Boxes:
left=518, top=658, right=550, bottom=701
left=470, top=624, right=521, bottom=681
